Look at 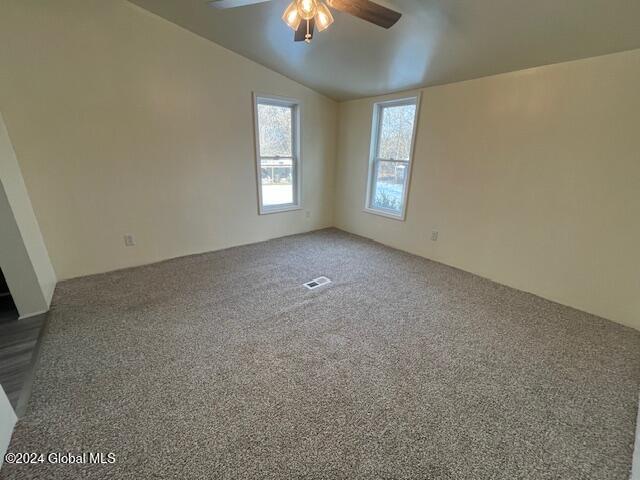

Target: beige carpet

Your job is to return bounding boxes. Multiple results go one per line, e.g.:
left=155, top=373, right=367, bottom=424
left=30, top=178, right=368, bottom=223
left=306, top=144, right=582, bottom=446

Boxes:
left=2, top=228, right=639, bottom=479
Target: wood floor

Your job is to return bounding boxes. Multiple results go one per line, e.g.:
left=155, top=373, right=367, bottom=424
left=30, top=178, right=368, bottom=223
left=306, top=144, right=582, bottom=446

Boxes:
left=0, top=309, right=45, bottom=412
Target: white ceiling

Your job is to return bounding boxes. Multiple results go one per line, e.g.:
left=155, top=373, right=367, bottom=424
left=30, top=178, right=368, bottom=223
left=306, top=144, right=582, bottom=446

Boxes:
left=128, top=0, right=640, bottom=101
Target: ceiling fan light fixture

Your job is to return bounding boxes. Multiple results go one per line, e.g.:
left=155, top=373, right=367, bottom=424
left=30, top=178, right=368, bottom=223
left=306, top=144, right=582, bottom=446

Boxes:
left=282, top=1, right=302, bottom=30
left=296, top=0, right=317, bottom=20
left=314, top=2, right=334, bottom=31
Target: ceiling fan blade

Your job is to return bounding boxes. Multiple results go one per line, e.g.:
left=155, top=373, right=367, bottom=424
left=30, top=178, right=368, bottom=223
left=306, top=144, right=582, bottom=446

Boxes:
left=208, top=0, right=271, bottom=9
left=294, top=18, right=315, bottom=42
left=326, top=0, right=401, bottom=28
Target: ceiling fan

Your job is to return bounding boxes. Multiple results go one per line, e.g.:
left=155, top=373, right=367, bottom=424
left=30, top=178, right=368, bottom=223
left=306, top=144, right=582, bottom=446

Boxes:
left=208, top=0, right=402, bottom=44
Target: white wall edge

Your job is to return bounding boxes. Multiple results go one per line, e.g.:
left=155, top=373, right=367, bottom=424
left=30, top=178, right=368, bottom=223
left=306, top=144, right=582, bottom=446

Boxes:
left=0, top=112, right=57, bottom=316
left=631, top=395, right=640, bottom=480
left=42, top=282, right=55, bottom=309
left=0, top=385, right=17, bottom=470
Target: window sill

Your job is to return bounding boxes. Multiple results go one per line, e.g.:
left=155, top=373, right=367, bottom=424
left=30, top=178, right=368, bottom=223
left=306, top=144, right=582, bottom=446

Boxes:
left=363, top=207, right=406, bottom=221
left=259, top=205, right=302, bottom=215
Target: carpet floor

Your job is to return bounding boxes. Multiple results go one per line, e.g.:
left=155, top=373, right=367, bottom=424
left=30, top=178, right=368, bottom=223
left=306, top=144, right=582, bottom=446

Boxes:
left=2, top=228, right=639, bottom=479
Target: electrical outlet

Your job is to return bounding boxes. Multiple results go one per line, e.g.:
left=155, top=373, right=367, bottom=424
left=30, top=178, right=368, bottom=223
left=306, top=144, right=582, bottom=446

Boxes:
left=124, top=234, right=136, bottom=247
left=431, top=230, right=439, bottom=242
left=305, top=210, right=311, bottom=219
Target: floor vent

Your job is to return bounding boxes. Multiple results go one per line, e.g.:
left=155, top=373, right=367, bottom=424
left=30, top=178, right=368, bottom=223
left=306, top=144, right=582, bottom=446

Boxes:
left=303, top=276, right=331, bottom=290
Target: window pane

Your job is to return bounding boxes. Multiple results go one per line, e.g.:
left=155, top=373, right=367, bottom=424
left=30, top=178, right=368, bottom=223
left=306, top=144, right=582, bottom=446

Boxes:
left=377, top=104, right=416, bottom=161
left=371, top=160, right=407, bottom=213
left=261, top=157, right=294, bottom=206
left=257, top=103, right=292, bottom=157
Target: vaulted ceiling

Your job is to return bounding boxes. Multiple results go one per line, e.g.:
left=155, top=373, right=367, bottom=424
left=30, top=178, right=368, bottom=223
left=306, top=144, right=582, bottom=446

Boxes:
left=129, top=0, right=640, bottom=100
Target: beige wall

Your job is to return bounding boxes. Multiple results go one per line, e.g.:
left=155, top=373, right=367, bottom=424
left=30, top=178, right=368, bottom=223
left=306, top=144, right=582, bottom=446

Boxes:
left=335, top=49, right=640, bottom=331
left=0, top=113, right=56, bottom=317
left=0, top=0, right=337, bottom=280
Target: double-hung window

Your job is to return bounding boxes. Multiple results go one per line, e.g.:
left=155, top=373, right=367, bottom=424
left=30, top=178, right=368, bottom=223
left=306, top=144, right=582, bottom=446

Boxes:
left=365, top=95, right=420, bottom=220
left=253, top=94, right=301, bottom=214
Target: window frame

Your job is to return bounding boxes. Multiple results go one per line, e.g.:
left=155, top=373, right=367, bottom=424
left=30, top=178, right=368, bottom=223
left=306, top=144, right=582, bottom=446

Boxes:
left=364, top=94, right=421, bottom=221
left=253, top=93, right=302, bottom=215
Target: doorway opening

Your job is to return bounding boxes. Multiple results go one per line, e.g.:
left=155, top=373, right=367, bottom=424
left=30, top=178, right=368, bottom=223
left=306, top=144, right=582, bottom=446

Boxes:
left=0, top=268, right=18, bottom=324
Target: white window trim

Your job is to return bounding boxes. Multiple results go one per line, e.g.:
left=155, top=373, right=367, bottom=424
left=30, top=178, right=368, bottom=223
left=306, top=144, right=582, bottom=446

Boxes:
left=253, top=92, right=302, bottom=215
left=364, top=94, right=421, bottom=221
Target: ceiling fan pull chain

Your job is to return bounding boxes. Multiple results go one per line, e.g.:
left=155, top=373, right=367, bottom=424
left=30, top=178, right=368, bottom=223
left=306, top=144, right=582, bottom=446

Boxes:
left=305, top=19, right=312, bottom=43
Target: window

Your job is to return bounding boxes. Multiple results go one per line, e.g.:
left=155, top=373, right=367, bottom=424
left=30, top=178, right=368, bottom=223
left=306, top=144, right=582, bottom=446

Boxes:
left=253, top=94, right=301, bottom=214
left=365, top=95, right=420, bottom=220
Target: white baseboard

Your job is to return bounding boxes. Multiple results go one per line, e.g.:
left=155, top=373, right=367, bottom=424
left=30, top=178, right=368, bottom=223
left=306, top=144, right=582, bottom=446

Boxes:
left=18, top=309, right=48, bottom=320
